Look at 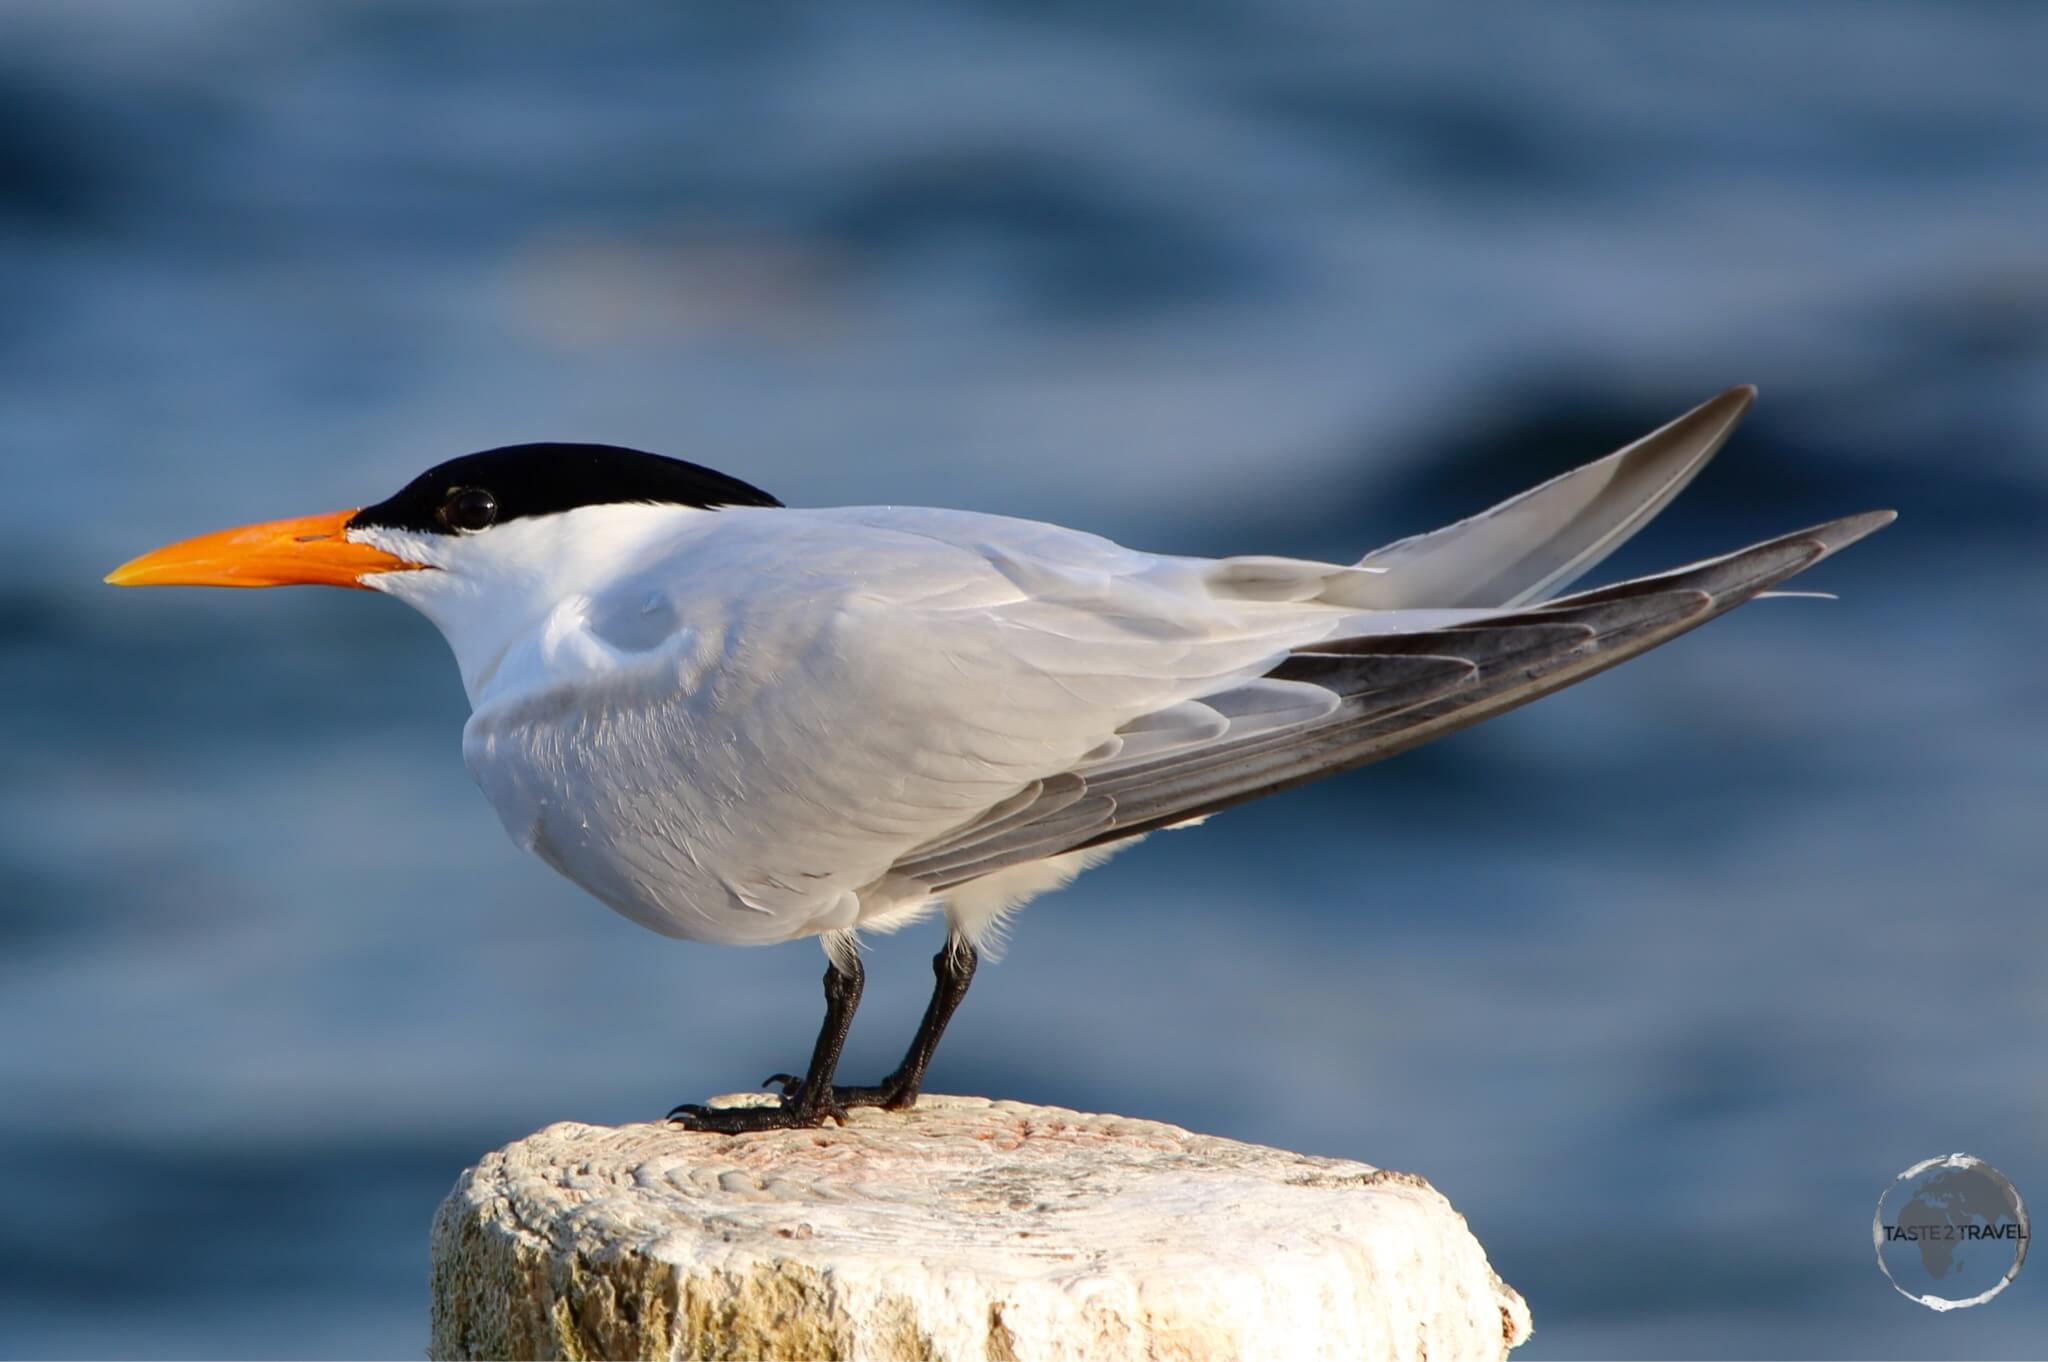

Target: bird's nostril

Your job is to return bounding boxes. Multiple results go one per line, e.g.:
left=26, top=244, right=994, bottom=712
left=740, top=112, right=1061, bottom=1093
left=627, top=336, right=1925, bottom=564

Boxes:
left=294, top=533, right=331, bottom=543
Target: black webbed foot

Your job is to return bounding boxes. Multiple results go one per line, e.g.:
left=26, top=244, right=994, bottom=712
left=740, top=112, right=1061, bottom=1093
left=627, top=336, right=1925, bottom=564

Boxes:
left=764, top=1067, right=913, bottom=1112
left=832, top=1077, right=918, bottom=1111
left=669, top=955, right=863, bottom=1133
left=666, top=1086, right=848, bottom=1132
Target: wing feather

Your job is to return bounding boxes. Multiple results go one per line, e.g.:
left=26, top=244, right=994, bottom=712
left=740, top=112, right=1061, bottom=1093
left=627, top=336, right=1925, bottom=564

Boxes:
left=1352, top=386, right=1753, bottom=608
left=889, top=512, right=1892, bottom=890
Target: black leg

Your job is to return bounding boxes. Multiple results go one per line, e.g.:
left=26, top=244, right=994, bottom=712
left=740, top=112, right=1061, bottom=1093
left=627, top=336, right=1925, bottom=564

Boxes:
left=668, top=952, right=863, bottom=1132
left=836, top=934, right=978, bottom=1111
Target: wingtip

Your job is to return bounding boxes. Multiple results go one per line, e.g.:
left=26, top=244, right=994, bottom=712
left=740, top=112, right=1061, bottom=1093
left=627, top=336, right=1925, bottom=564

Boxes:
left=1693, top=383, right=1756, bottom=427
left=1802, top=508, right=1897, bottom=558
left=1644, top=384, right=1756, bottom=463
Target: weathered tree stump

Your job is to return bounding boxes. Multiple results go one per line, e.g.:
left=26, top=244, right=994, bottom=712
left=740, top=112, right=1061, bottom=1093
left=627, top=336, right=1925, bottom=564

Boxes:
left=431, top=1094, right=1529, bottom=1360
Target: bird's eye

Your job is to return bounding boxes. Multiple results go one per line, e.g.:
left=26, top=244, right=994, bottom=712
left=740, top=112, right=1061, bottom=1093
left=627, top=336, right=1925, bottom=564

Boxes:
left=440, top=488, right=498, bottom=533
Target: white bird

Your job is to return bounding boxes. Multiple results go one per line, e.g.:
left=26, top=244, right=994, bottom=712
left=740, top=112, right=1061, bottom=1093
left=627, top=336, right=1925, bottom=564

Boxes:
left=107, top=387, right=1891, bottom=1131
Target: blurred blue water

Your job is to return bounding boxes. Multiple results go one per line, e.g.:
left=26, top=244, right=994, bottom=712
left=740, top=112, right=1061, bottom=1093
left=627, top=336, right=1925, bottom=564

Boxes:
left=2, top=3, right=2044, bottom=1356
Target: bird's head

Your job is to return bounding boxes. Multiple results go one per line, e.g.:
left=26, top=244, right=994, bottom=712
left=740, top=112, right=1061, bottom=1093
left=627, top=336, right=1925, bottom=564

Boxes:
left=106, top=442, right=781, bottom=593
left=107, top=443, right=782, bottom=702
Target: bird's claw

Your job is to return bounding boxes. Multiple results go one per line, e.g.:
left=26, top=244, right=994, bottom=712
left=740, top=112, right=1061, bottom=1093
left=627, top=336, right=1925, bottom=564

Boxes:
left=666, top=1101, right=817, bottom=1133
left=666, top=1083, right=850, bottom=1132
left=832, top=1079, right=917, bottom=1111
left=783, top=1080, right=852, bottom=1126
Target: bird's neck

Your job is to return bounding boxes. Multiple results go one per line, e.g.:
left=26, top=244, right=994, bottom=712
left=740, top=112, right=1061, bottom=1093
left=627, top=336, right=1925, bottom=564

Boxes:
left=359, top=503, right=716, bottom=708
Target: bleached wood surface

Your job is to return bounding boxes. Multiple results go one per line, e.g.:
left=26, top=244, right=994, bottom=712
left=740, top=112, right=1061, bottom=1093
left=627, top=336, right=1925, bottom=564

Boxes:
left=430, top=1094, right=1530, bottom=1361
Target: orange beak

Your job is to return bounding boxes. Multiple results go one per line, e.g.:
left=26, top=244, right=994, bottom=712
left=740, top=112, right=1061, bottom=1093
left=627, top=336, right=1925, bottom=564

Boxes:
left=104, top=509, right=424, bottom=590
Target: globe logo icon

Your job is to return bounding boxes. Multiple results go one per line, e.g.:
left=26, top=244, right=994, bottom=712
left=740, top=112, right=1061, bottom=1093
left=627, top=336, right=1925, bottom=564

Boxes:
left=1873, top=1154, right=2029, bottom=1310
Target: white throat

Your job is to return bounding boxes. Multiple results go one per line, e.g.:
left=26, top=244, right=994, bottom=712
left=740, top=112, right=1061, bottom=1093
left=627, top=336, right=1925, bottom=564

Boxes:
left=353, top=502, right=714, bottom=707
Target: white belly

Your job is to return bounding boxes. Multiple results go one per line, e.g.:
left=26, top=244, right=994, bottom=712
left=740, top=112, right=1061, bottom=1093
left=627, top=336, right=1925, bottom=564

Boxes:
left=458, top=693, right=869, bottom=946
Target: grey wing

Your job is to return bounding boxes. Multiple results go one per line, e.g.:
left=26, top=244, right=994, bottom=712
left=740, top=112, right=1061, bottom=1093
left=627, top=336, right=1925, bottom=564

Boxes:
left=1354, top=385, right=1753, bottom=609
left=893, top=511, right=1893, bottom=892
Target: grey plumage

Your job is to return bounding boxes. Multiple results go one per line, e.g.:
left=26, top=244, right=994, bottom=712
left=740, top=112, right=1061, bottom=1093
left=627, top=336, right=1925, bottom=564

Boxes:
left=899, top=510, right=1891, bottom=890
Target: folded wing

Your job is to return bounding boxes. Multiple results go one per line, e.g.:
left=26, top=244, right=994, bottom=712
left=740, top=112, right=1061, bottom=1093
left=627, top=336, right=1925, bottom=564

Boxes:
left=1352, top=386, right=1754, bottom=609
left=894, top=510, right=1893, bottom=892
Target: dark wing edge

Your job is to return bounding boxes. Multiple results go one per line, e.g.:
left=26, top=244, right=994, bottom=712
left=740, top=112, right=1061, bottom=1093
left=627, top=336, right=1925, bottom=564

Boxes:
left=895, top=510, right=1895, bottom=892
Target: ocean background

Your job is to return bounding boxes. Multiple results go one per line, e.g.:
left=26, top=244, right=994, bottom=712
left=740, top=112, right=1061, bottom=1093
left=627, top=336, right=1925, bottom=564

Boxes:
left=2, top=3, right=2044, bottom=1356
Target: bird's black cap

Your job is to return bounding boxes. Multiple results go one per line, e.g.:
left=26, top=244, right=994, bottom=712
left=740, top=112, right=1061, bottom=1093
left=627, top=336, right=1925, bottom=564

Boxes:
left=347, top=443, right=782, bottom=536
